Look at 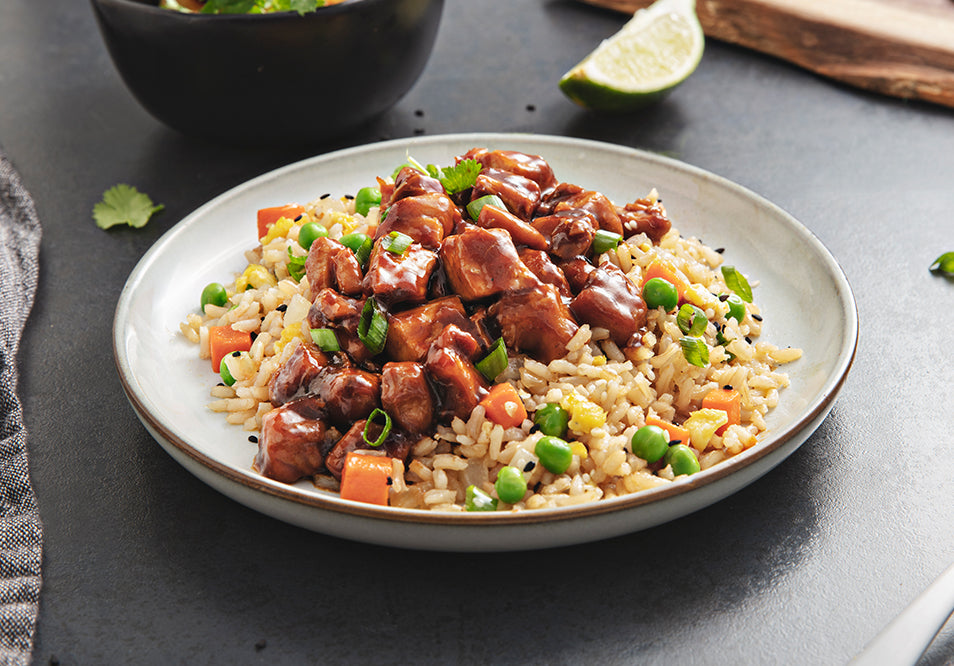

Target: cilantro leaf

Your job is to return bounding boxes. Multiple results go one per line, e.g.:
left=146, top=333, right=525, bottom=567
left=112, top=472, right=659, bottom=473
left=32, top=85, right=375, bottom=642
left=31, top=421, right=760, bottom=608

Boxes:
left=93, top=184, right=164, bottom=230
left=437, top=159, right=482, bottom=194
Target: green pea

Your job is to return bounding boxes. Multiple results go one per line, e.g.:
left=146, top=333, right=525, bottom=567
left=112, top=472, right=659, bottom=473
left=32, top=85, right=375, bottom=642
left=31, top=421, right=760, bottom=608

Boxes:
left=533, top=403, right=570, bottom=438
left=494, top=466, right=527, bottom=504
left=725, top=293, right=746, bottom=322
left=354, top=186, right=382, bottom=217
left=465, top=485, right=498, bottom=512
left=642, top=277, right=679, bottom=312
left=534, top=436, right=573, bottom=474
left=219, top=356, right=236, bottom=386
left=630, top=425, right=669, bottom=463
left=200, top=282, right=228, bottom=311
left=666, top=444, right=700, bottom=476
left=298, top=221, right=327, bottom=250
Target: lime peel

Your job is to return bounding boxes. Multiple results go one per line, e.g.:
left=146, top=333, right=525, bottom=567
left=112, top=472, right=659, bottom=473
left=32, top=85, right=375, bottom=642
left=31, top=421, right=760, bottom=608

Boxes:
left=559, top=0, right=704, bottom=112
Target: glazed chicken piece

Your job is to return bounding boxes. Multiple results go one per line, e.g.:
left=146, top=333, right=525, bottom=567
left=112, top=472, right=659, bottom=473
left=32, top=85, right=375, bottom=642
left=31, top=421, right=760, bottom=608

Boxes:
left=381, top=361, right=435, bottom=434
left=307, top=288, right=373, bottom=363
left=460, top=148, right=557, bottom=193
left=389, top=166, right=444, bottom=203
left=569, top=262, right=647, bottom=346
left=558, top=256, right=597, bottom=293
left=374, top=192, right=461, bottom=250
left=424, top=324, right=489, bottom=421
left=305, top=236, right=364, bottom=296
left=540, top=182, right=624, bottom=236
left=308, top=364, right=381, bottom=429
left=490, top=283, right=579, bottom=363
left=255, top=396, right=328, bottom=484
left=532, top=208, right=598, bottom=260
left=470, top=167, right=541, bottom=221
left=385, top=296, right=475, bottom=362
left=324, top=420, right=414, bottom=480
left=518, top=248, right=572, bottom=298
left=362, top=241, right=437, bottom=306
left=439, top=225, right=541, bottom=301
left=267, top=343, right=327, bottom=406
left=618, top=196, right=672, bottom=243
left=475, top=204, right=547, bottom=251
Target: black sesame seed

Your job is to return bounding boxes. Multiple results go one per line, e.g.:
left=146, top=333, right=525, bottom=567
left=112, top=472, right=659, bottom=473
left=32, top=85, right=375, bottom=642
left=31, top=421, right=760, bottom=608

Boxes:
left=386, top=476, right=393, bottom=486
left=523, top=461, right=536, bottom=472
left=248, top=435, right=258, bottom=443
left=526, top=104, right=536, bottom=112
left=723, top=384, right=733, bottom=390
left=719, top=294, right=730, bottom=302
left=414, top=109, right=424, bottom=117
left=344, top=194, right=354, bottom=200
left=669, top=439, right=682, bottom=446
left=320, top=193, right=331, bottom=199
left=715, top=247, right=725, bottom=254
left=276, top=304, right=288, bottom=312
left=216, top=382, right=225, bottom=387
left=745, top=336, right=752, bottom=344
left=752, top=314, right=763, bottom=321
left=231, top=350, right=241, bottom=357
left=294, top=214, right=303, bottom=222
left=250, top=331, right=258, bottom=341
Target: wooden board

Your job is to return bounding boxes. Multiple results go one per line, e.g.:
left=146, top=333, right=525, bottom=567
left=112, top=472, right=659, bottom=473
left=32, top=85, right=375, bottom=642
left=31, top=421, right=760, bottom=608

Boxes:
left=579, top=0, right=954, bottom=108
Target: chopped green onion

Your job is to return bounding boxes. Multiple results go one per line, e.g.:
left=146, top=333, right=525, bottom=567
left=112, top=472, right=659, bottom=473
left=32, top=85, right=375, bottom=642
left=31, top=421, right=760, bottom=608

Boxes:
left=219, top=356, right=236, bottom=386
left=930, top=252, right=954, bottom=275
left=466, top=194, right=506, bottom=222
left=476, top=337, right=508, bottom=382
left=721, top=265, right=753, bottom=303
left=340, top=232, right=373, bottom=268
left=716, top=327, right=736, bottom=362
left=382, top=230, right=413, bottom=256
left=362, top=408, right=392, bottom=448
left=390, top=155, right=428, bottom=179
left=310, top=328, right=340, bottom=352
left=676, top=303, right=708, bottom=336
left=357, top=297, right=388, bottom=355
left=680, top=336, right=710, bottom=367
left=465, top=485, right=498, bottom=512
left=286, top=246, right=307, bottom=281
left=591, top=229, right=623, bottom=255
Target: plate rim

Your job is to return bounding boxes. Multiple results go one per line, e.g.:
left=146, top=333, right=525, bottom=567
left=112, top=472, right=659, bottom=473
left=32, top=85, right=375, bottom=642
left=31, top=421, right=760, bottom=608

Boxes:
left=113, top=132, right=858, bottom=528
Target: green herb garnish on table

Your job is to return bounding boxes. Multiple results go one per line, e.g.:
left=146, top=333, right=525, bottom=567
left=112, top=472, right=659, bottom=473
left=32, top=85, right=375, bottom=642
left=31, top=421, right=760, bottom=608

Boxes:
left=93, top=184, right=164, bottom=230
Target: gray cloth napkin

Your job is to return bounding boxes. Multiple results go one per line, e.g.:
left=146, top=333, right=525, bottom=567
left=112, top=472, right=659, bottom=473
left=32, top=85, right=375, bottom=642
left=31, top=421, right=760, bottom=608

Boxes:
left=0, top=152, right=43, bottom=664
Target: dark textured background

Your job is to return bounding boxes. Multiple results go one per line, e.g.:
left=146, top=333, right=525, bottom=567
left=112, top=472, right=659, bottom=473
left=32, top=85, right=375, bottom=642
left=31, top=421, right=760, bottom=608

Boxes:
left=2, top=0, right=953, bottom=663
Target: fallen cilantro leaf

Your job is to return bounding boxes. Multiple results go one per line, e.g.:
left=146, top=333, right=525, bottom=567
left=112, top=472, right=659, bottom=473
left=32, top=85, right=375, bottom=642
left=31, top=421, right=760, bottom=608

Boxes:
left=93, top=184, right=164, bottom=230
left=930, top=252, right=954, bottom=276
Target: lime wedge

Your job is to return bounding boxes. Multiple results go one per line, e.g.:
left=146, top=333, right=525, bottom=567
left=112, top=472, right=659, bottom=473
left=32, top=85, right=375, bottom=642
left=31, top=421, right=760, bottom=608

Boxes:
left=559, top=0, right=705, bottom=112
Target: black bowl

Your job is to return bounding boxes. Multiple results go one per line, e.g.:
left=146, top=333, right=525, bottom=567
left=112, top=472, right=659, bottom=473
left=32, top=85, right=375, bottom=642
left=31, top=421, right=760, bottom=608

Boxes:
left=90, top=0, right=444, bottom=145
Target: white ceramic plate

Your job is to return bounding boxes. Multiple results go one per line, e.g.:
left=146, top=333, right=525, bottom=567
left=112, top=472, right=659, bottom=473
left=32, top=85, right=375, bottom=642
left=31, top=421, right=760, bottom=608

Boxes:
left=113, top=133, right=857, bottom=551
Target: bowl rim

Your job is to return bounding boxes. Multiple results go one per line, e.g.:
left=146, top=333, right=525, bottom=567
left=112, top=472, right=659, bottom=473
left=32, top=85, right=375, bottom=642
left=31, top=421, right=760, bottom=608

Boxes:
left=90, top=0, right=384, bottom=19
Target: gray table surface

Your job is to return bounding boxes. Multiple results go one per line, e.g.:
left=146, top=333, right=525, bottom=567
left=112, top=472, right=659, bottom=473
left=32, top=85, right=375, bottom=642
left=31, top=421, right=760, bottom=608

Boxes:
left=2, top=0, right=954, bottom=664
